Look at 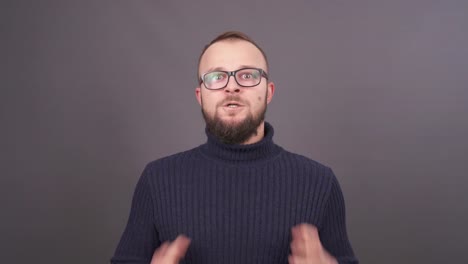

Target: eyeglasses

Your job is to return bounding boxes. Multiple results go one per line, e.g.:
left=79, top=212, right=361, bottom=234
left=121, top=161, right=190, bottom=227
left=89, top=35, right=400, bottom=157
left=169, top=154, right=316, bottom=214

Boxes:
left=200, top=68, right=269, bottom=90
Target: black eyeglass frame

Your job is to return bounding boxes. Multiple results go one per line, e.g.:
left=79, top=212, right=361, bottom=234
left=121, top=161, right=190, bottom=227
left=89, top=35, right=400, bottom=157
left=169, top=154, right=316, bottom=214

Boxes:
left=199, top=67, right=269, bottom=90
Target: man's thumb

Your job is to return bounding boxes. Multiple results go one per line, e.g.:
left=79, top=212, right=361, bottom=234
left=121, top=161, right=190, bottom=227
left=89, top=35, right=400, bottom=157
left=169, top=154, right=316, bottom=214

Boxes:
left=166, top=235, right=191, bottom=261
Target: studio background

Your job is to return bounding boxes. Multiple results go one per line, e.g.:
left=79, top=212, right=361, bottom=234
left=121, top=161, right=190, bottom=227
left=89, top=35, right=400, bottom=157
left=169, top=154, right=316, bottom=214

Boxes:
left=2, top=1, right=467, bottom=263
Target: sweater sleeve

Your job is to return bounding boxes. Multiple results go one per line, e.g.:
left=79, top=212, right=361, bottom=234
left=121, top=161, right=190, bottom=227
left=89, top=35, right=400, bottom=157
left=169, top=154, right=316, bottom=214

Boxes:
left=111, top=165, right=160, bottom=264
left=319, top=169, right=359, bottom=264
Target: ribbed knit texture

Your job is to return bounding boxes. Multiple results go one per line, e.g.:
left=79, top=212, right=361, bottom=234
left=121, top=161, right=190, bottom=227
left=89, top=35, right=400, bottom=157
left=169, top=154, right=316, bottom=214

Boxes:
left=111, top=123, right=358, bottom=264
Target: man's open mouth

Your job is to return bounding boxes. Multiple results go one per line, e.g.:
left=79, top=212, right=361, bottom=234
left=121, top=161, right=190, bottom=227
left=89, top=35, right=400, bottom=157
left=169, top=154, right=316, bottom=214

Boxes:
left=224, top=102, right=243, bottom=108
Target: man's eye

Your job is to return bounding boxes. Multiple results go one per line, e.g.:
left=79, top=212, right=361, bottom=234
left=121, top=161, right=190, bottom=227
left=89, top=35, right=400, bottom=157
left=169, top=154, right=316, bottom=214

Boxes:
left=242, top=73, right=253, bottom=79
left=208, top=73, right=225, bottom=82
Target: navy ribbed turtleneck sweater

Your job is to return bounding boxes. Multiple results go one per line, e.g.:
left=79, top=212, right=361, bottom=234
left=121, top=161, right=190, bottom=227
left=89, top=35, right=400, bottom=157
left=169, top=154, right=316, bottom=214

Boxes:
left=111, top=123, right=358, bottom=264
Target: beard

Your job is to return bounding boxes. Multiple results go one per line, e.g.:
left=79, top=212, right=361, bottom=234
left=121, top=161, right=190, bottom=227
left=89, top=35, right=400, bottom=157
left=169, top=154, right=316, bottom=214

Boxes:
left=201, top=95, right=267, bottom=145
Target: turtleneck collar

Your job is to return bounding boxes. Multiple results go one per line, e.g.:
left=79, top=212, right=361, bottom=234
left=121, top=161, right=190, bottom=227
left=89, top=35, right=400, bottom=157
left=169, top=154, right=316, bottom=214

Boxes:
left=199, top=122, right=283, bottom=164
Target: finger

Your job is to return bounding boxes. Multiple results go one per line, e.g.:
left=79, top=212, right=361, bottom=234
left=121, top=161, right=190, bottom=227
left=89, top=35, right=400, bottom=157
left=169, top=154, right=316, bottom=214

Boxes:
left=291, top=225, right=310, bottom=257
left=291, top=225, right=304, bottom=241
left=304, top=224, right=319, bottom=242
left=304, top=224, right=322, bottom=254
left=159, top=242, right=170, bottom=256
left=165, top=235, right=191, bottom=261
left=291, top=224, right=323, bottom=260
left=288, top=254, right=307, bottom=264
left=294, top=224, right=320, bottom=244
left=290, top=238, right=307, bottom=257
left=151, top=242, right=169, bottom=264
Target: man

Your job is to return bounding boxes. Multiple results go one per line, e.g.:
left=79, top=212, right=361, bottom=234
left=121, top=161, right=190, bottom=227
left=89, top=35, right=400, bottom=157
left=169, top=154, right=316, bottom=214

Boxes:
left=111, top=31, right=358, bottom=264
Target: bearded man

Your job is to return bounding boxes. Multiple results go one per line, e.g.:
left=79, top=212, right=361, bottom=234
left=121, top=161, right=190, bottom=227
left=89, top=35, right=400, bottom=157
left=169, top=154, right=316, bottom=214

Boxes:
left=111, top=31, right=358, bottom=264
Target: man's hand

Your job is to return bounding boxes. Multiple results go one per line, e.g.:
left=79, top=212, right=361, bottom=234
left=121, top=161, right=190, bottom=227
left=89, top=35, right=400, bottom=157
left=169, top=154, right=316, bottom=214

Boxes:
left=150, top=235, right=191, bottom=264
left=289, top=224, right=338, bottom=264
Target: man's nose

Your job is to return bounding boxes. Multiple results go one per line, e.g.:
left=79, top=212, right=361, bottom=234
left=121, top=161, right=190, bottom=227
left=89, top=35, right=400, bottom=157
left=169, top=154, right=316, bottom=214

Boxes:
left=224, top=76, right=240, bottom=93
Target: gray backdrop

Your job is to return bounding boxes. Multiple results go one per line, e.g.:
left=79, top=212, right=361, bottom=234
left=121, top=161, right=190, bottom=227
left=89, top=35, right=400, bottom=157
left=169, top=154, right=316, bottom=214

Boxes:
left=2, top=1, right=467, bottom=263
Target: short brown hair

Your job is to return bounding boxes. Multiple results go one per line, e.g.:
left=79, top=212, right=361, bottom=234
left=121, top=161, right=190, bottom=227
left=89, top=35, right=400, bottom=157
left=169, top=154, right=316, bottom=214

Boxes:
left=197, top=31, right=269, bottom=83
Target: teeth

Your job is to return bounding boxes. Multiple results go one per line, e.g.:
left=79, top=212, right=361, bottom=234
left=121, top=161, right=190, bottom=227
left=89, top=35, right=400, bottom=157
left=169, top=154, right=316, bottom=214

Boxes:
left=228, top=105, right=238, bottom=108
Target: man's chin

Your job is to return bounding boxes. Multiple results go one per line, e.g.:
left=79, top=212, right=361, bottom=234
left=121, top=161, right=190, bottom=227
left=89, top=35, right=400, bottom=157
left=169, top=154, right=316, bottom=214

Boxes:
left=202, top=109, right=265, bottom=145
left=219, top=116, right=245, bottom=124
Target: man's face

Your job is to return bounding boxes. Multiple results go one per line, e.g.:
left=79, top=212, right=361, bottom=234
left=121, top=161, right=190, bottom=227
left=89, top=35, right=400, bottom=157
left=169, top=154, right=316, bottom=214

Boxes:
left=195, top=40, right=275, bottom=144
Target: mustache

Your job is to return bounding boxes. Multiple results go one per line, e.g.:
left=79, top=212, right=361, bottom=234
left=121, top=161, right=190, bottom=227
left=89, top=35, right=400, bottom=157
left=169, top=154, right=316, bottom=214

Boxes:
left=217, top=96, right=249, bottom=107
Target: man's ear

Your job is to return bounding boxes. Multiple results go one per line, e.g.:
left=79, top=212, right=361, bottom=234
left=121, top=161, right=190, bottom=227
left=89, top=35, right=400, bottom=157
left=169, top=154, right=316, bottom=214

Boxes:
left=195, top=87, right=202, bottom=105
left=266, top=82, right=275, bottom=104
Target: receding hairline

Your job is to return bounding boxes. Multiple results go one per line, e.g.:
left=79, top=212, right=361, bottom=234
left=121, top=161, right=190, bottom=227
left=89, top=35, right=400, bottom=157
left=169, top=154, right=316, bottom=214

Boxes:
left=199, top=39, right=267, bottom=70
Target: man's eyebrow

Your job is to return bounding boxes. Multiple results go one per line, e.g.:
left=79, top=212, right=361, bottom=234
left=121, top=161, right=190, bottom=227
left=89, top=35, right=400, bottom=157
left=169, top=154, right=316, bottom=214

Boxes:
left=204, top=65, right=261, bottom=73
left=204, top=66, right=226, bottom=73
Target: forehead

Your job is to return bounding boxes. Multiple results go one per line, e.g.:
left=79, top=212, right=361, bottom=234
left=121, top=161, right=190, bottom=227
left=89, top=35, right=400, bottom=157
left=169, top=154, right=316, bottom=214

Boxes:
left=199, top=40, right=267, bottom=74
